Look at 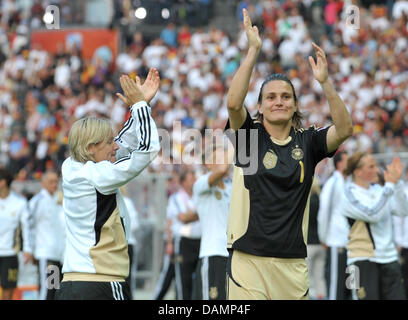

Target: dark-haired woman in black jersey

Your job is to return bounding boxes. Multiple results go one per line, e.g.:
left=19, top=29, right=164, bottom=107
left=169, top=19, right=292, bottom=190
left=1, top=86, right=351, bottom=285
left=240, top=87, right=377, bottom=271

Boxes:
left=224, top=8, right=353, bottom=300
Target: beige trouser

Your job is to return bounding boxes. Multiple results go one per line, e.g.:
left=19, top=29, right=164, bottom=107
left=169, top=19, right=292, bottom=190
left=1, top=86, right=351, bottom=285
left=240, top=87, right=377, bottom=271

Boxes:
left=227, top=250, right=310, bottom=300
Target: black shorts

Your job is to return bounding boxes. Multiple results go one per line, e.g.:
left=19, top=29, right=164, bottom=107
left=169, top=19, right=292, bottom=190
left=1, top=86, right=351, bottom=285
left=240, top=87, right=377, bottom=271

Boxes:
left=196, top=255, right=228, bottom=300
left=352, top=260, right=406, bottom=300
left=0, top=255, right=18, bottom=289
left=56, top=280, right=131, bottom=300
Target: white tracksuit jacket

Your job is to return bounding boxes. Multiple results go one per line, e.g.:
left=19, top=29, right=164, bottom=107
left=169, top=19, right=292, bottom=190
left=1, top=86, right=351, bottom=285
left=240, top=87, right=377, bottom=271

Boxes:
left=317, top=171, right=349, bottom=247
left=393, top=183, right=408, bottom=249
left=61, top=101, right=160, bottom=281
left=28, top=188, right=65, bottom=262
left=0, top=191, right=32, bottom=256
left=341, top=180, right=408, bottom=265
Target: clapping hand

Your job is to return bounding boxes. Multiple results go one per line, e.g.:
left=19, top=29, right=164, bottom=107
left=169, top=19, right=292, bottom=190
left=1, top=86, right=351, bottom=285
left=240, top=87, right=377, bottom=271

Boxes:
left=140, top=67, right=160, bottom=104
left=384, top=157, right=403, bottom=184
left=117, top=68, right=160, bottom=106
left=117, top=75, right=144, bottom=106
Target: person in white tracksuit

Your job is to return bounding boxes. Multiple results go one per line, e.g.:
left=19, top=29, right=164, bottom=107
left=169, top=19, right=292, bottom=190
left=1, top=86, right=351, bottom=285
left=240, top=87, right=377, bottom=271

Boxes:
left=341, top=152, right=408, bottom=300
left=317, top=150, right=350, bottom=300
left=56, top=69, right=160, bottom=300
left=28, top=170, right=65, bottom=300
left=393, top=168, right=408, bottom=298
left=0, top=168, right=33, bottom=300
left=193, top=142, right=233, bottom=300
left=167, top=168, right=201, bottom=300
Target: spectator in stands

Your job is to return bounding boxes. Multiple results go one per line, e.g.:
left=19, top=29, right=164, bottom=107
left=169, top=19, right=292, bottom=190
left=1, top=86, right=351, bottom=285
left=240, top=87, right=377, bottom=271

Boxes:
left=324, top=0, right=342, bottom=41
left=0, top=0, right=406, bottom=183
left=7, top=129, right=30, bottom=177
left=392, top=0, right=408, bottom=20
left=178, top=24, right=192, bottom=46
left=161, top=23, right=178, bottom=48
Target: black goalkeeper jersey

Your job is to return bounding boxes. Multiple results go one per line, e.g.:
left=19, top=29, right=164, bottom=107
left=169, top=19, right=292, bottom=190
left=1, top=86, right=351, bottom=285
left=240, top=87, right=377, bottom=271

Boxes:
left=225, top=109, right=335, bottom=258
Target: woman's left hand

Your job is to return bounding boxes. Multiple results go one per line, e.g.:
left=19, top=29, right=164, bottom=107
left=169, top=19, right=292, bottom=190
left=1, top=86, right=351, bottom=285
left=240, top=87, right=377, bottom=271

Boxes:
left=140, top=67, right=160, bottom=104
left=117, top=75, right=144, bottom=106
left=308, top=42, right=329, bottom=84
left=117, top=68, right=160, bottom=106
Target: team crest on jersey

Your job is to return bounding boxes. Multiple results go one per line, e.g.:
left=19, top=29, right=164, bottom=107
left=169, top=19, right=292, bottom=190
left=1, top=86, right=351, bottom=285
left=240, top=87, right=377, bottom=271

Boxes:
left=291, top=146, right=304, bottom=160
left=209, top=287, right=218, bottom=299
left=263, top=149, right=277, bottom=169
left=357, top=287, right=366, bottom=299
left=214, top=190, right=222, bottom=200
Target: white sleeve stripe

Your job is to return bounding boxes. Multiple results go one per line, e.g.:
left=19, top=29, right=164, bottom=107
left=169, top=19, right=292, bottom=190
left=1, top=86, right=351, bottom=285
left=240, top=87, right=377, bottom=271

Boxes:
left=136, top=106, right=151, bottom=151
left=114, top=154, right=131, bottom=165
left=117, top=117, right=132, bottom=138
left=115, top=118, right=134, bottom=141
left=136, top=108, right=146, bottom=150
left=141, top=106, right=151, bottom=150
left=345, top=185, right=393, bottom=215
left=144, top=106, right=151, bottom=150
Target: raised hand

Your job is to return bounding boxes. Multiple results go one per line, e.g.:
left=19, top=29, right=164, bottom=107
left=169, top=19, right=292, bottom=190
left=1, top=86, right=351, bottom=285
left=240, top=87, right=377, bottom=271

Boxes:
left=308, top=42, right=329, bottom=84
left=384, top=157, right=403, bottom=184
left=243, top=8, right=262, bottom=51
left=116, top=68, right=160, bottom=106
left=117, top=75, right=144, bottom=106
left=140, top=67, right=160, bottom=104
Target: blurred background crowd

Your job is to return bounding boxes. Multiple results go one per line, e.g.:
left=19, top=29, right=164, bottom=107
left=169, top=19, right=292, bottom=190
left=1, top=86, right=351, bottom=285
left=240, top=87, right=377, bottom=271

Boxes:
left=0, top=0, right=407, bottom=185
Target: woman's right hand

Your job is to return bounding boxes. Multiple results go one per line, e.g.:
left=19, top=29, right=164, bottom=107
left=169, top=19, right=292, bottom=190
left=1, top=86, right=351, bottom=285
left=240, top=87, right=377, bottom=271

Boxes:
left=384, top=157, right=403, bottom=184
left=243, top=8, right=262, bottom=51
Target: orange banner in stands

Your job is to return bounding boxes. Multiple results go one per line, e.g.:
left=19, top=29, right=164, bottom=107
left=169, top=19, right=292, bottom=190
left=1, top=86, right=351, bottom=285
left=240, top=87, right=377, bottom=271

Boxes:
left=30, top=29, right=119, bottom=63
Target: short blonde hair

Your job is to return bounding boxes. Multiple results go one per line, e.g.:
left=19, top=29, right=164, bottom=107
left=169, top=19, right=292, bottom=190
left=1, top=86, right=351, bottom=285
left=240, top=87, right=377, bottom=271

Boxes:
left=68, top=117, right=114, bottom=163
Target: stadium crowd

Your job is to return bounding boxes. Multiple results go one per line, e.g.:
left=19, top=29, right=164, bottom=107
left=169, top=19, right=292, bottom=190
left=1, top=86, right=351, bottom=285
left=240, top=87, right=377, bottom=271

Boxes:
left=0, top=0, right=408, bottom=300
left=0, top=0, right=407, bottom=183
